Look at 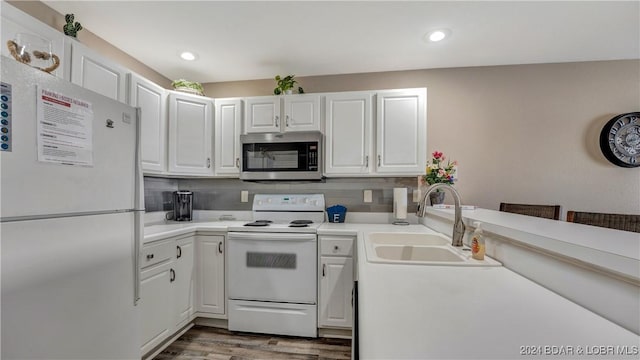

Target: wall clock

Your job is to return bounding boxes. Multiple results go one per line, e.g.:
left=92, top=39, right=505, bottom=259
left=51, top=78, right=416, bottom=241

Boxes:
left=599, top=112, right=640, bottom=168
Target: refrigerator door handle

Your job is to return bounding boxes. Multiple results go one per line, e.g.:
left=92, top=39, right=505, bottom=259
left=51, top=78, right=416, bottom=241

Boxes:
left=133, top=107, right=143, bottom=306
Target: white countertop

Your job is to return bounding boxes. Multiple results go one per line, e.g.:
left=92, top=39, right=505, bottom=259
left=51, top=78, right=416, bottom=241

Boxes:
left=144, top=220, right=247, bottom=243
left=145, top=216, right=639, bottom=359
left=339, top=223, right=640, bottom=359
left=424, top=207, right=640, bottom=281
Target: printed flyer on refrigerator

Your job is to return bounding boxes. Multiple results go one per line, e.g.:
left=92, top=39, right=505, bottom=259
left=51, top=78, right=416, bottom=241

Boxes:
left=36, top=86, right=93, bottom=166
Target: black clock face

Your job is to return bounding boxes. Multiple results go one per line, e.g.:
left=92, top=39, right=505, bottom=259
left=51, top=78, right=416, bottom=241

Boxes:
left=599, top=112, right=640, bottom=168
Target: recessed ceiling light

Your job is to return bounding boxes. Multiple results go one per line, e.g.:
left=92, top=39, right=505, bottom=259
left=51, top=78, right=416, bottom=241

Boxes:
left=180, top=51, right=197, bottom=61
left=424, top=29, right=451, bottom=43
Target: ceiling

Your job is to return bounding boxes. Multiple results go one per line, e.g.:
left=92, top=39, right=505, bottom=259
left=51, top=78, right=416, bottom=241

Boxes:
left=44, top=1, right=640, bottom=84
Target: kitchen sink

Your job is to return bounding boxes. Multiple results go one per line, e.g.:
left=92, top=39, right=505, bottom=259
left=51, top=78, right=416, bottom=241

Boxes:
left=375, top=245, right=464, bottom=262
left=368, top=232, right=449, bottom=246
left=364, top=231, right=502, bottom=267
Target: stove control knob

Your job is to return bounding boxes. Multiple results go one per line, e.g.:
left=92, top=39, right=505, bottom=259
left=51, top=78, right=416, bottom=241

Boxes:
left=267, top=197, right=272, bottom=203
left=304, top=198, right=310, bottom=204
left=312, top=200, right=318, bottom=206
left=257, top=200, right=263, bottom=206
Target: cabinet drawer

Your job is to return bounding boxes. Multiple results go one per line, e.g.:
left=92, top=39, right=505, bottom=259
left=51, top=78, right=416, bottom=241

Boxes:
left=141, top=239, right=174, bottom=268
left=320, top=237, right=354, bottom=256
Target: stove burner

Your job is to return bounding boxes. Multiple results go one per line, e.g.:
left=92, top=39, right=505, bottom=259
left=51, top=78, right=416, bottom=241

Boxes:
left=244, top=222, right=270, bottom=227
left=254, top=220, right=273, bottom=224
left=289, top=223, right=309, bottom=228
left=290, top=220, right=313, bottom=225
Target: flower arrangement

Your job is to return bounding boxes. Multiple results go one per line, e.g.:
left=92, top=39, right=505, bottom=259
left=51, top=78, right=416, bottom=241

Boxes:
left=422, top=151, right=458, bottom=186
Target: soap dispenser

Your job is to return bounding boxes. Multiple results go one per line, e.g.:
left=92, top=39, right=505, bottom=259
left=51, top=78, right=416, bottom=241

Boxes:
left=471, top=221, right=485, bottom=260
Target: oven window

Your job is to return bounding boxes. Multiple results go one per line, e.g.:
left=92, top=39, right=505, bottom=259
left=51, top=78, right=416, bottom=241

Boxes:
left=246, top=252, right=297, bottom=269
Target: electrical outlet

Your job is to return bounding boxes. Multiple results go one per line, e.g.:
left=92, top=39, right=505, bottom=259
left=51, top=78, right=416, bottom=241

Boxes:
left=241, top=190, right=249, bottom=202
left=363, top=190, right=373, bottom=203
left=413, top=189, right=421, bottom=202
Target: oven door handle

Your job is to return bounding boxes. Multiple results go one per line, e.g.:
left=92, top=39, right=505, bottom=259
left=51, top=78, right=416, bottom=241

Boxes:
left=228, top=232, right=316, bottom=242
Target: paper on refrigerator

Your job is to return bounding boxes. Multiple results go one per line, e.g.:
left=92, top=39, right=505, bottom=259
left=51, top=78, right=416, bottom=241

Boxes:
left=36, top=86, right=93, bottom=166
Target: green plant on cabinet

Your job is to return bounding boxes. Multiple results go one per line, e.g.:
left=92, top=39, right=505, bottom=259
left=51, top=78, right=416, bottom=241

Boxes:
left=63, top=14, right=83, bottom=37
left=274, top=74, right=304, bottom=95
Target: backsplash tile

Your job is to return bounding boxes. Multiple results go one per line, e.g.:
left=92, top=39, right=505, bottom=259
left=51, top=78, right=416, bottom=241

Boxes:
left=143, top=177, right=179, bottom=211
left=144, top=176, right=419, bottom=213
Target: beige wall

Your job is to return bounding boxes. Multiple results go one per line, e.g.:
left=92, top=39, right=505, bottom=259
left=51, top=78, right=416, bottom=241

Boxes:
left=9, top=1, right=640, bottom=216
left=8, top=0, right=171, bottom=88
left=205, top=61, right=640, bottom=217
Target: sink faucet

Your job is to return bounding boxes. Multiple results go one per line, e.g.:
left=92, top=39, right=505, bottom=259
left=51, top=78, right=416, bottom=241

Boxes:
left=416, top=183, right=466, bottom=247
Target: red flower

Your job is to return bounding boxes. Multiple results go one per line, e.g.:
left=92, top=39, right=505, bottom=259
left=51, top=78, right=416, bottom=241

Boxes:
left=432, top=151, right=443, bottom=159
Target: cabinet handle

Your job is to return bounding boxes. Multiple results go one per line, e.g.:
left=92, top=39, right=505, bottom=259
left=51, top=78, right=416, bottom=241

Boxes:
left=322, top=263, right=326, bottom=277
left=377, top=155, right=381, bottom=167
left=176, top=245, right=182, bottom=259
left=334, top=245, right=339, bottom=252
left=207, top=158, right=211, bottom=168
left=275, top=115, right=279, bottom=127
left=218, top=241, right=223, bottom=254
left=365, top=155, right=369, bottom=168
left=351, top=288, right=354, bottom=307
left=286, top=115, right=290, bottom=127
left=236, top=158, right=240, bottom=168
left=146, top=254, right=154, bottom=260
left=170, top=269, right=175, bottom=282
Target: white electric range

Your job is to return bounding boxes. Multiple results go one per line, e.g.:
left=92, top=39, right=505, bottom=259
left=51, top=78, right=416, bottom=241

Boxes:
left=227, top=194, right=325, bottom=337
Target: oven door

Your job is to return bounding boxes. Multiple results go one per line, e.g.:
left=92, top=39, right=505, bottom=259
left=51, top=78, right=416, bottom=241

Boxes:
left=227, top=232, right=317, bottom=304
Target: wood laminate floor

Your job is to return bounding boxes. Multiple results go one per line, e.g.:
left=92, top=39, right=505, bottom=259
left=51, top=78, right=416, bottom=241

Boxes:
left=154, top=326, right=352, bottom=360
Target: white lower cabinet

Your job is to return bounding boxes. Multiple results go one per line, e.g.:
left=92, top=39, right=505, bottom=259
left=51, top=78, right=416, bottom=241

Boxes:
left=318, top=236, right=355, bottom=329
left=139, top=235, right=195, bottom=356
left=174, top=237, right=195, bottom=328
left=196, top=235, right=226, bottom=315
left=139, top=239, right=175, bottom=355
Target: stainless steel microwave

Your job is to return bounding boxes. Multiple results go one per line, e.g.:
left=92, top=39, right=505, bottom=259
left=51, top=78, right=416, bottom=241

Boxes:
left=239, top=132, right=322, bottom=181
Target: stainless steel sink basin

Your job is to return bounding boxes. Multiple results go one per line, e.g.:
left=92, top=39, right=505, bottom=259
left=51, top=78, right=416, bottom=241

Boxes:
left=375, top=245, right=465, bottom=262
left=368, top=232, right=449, bottom=246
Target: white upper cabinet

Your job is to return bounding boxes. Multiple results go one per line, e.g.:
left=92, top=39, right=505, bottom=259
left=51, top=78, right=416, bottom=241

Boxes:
left=128, top=73, right=167, bottom=173
left=214, top=98, right=243, bottom=176
left=168, top=92, right=214, bottom=175
left=283, top=94, right=321, bottom=132
left=244, top=96, right=281, bottom=133
left=324, top=92, right=373, bottom=176
left=1, top=2, right=69, bottom=80
left=71, top=41, right=128, bottom=103
left=375, top=88, right=426, bottom=175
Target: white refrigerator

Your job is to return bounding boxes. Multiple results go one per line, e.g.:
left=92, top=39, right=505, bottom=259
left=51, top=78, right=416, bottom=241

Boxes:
left=1, top=57, right=142, bottom=359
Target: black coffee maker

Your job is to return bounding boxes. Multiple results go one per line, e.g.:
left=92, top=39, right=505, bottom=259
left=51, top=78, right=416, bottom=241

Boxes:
left=172, top=191, right=193, bottom=221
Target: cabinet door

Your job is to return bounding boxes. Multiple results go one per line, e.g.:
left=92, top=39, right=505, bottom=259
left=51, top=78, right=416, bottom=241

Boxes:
left=376, top=89, right=426, bottom=174
left=168, top=92, right=214, bottom=175
left=140, top=262, right=173, bottom=355
left=197, top=235, right=225, bottom=314
left=244, top=96, right=281, bottom=133
left=214, top=98, right=242, bottom=176
left=1, top=2, right=69, bottom=79
left=174, top=237, right=195, bottom=328
left=319, top=257, right=353, bottom=328
left=129, top=73, right=167, bottom=173
left=283, top=94, right=321, bottom=132
left=324, top=92, right=373, bottom=176
left=71, top=42, right=128, bottom=102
